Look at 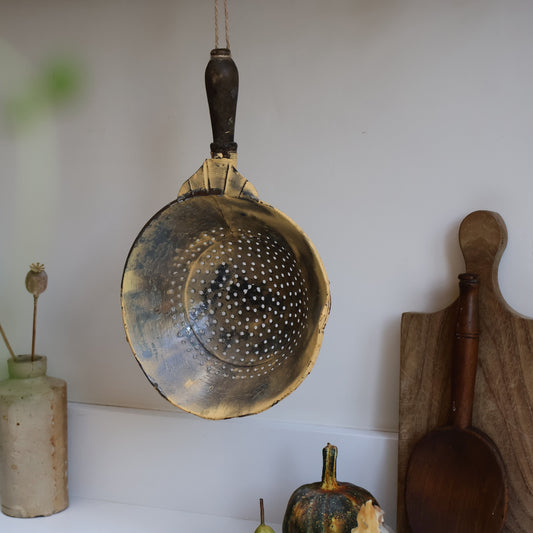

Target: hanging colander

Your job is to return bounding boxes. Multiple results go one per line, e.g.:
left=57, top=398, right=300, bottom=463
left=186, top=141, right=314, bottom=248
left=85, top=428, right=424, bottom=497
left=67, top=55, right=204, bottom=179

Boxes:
left=121, top=49, right=330, bottom=419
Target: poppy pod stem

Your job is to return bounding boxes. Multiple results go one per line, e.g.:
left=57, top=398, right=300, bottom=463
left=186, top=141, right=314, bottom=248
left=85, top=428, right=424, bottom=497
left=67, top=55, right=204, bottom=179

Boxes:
left=31, top=296, right=37, bottom=361
left=321, top=443, right=339, bottom=490
left=25, top=263, right=48, bottom=362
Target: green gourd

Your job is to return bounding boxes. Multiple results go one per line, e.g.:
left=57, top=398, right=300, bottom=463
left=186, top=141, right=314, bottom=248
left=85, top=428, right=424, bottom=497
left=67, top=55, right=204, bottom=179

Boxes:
left=282, top=443, right=379, bottom=533
left=255, top=498, right=276, bottom=533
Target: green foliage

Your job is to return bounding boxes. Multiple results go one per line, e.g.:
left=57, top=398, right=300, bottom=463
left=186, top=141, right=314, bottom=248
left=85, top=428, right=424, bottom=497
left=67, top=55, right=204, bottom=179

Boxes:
left=4, top=58, right=83, bottom=130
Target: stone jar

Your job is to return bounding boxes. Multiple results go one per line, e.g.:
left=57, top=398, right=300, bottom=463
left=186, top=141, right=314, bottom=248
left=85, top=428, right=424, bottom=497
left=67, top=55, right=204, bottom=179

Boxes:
left=0, top=355, right=68, bottom=517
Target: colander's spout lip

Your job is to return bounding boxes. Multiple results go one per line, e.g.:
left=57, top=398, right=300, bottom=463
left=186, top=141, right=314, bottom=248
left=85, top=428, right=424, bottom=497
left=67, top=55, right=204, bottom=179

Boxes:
left=177, top=158, right=259, bottom=201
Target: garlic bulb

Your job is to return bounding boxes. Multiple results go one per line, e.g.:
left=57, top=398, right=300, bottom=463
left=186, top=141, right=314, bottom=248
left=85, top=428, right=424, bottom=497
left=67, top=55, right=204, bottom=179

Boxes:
left=351, top=500, right=395, bottom=533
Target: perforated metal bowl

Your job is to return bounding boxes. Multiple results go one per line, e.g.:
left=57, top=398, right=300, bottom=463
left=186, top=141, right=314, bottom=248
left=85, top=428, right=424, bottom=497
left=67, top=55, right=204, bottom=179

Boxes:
left=120, top=49, right=330, bottom=419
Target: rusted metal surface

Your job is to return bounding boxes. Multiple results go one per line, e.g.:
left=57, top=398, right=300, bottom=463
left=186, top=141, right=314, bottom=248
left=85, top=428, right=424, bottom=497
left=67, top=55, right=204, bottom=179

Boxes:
left=121, top=49, right=330, bottom=419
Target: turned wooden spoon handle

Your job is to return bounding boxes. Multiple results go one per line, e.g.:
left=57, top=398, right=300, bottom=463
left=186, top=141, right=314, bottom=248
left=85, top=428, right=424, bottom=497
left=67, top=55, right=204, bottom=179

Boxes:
left=450, top=273, right=480, bottom=429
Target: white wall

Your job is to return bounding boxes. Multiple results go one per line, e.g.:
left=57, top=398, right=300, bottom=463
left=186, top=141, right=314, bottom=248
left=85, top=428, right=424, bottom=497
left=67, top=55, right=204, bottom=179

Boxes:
left=1, top=0, right=533, bottom=435
left=66, top=403, right=398, bottom=527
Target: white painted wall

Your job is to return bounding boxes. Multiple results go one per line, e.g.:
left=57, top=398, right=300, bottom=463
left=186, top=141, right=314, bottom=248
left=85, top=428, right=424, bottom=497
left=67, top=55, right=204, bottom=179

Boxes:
left=65, top=404, right=397, bottom=527
left=1, top=0, right=533, bottom=433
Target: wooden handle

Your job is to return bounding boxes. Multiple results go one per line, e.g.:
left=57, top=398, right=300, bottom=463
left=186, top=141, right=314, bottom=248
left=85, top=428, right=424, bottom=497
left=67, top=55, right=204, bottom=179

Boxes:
left=459, top=210, right=507, bottom=294
left=450, top=273, right=480, bottom=429
left=205, top=48, right=238, bottom=158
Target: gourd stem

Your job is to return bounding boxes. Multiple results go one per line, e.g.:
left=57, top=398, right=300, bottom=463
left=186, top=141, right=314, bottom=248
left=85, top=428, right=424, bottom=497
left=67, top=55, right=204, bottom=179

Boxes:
left=321, top=443, right=339, bottom=490
left=259, top=498, right=265, bottom=525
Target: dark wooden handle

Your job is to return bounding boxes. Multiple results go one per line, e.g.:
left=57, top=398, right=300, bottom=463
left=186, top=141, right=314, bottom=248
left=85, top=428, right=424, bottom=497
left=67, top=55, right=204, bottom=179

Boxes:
left=450, top=272, right=480, bottom=429
left=205, top=48, right=238, bottom=158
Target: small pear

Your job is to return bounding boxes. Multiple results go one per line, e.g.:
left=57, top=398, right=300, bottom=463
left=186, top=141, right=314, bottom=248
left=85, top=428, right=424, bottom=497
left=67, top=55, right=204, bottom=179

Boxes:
left=254, top=498, right=275, bottom=533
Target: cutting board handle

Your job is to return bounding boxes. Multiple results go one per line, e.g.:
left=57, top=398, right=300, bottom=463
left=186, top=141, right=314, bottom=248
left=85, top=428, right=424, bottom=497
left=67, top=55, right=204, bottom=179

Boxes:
left=459, top=211, right=507, bottom=294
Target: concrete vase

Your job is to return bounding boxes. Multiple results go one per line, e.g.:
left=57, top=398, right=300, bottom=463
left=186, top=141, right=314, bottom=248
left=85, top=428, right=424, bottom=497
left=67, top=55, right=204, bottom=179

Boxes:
left=0, top=355, right=68, bottom=517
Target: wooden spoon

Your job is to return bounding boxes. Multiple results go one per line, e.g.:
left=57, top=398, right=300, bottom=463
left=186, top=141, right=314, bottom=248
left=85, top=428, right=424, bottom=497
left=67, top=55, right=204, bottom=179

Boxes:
left=405, top=273, right=508, bottom=533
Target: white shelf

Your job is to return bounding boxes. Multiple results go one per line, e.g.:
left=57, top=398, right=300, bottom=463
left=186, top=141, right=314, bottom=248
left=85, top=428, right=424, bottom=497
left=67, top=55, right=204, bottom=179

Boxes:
left=0, top=497, right=280, bottom=533
left=0, top=403, right=398, bottom=531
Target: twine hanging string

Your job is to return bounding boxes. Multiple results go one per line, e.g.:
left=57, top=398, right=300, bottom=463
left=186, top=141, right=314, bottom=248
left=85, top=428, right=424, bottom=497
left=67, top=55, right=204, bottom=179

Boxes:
left=214, top=0, right=230, bottom=49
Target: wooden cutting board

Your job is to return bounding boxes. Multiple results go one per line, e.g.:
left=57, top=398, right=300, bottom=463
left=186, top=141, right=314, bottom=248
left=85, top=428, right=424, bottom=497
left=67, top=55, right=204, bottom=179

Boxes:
left=397, top=210, right=533, bottom=533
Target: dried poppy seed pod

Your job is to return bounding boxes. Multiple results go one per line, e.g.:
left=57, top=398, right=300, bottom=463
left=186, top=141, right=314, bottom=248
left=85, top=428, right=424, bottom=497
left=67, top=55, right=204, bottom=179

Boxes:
left=25, top=262, right=48, bottom=360
left=25, top=262, right=48, bottom=298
